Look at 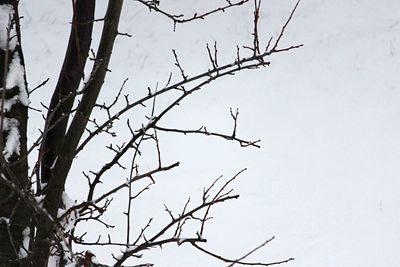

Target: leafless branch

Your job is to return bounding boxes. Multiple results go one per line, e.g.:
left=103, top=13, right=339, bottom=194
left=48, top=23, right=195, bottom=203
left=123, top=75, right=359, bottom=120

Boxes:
left=114, top=193, right=239, bottom=266
left=1, top=0, right=302, bottom=265
left=28, top=78, right=50, bottom=96
left=269, top=0, right=301, bottom=53
left=93, top=162, right=180, bottom=204
left=227, top=237, right=275, bottom=266
left=154, top=125, right=260, bottom=148
left=135, top=0, right=250, bottom=30
left=192, top=241, right=294, bottom=266
left=199, top=169, right=246, bottom=236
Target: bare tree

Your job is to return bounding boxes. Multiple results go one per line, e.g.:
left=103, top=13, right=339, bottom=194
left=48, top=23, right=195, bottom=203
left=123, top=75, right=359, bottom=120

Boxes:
left=0, top=0, right=302, bottom=266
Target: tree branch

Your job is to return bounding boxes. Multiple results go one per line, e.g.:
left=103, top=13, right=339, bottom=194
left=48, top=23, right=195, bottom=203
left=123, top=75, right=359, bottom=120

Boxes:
left=135, top=0, right=249, bottom=30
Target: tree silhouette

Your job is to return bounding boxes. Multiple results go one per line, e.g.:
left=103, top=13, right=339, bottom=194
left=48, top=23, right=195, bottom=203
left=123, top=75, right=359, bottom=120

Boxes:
left=0, top=0, right=301, bottom=266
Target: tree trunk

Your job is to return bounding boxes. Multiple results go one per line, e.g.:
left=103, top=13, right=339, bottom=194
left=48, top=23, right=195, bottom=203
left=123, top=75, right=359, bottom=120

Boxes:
left=32, top=1, right=123, bottom=265
left=0, top=0, right=30, bottom=265
left=40, top=0, right=95, bottom=192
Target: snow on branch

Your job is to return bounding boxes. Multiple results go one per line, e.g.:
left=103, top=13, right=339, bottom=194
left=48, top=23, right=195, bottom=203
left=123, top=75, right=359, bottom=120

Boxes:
left=0, top=4, right=17, bottom=51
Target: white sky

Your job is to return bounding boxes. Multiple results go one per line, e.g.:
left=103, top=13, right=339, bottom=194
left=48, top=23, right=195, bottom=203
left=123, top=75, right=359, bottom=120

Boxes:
left=19, top=0, right=400, bottom=266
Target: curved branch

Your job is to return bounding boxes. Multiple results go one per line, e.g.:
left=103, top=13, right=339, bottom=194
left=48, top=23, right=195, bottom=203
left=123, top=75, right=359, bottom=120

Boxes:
left=135, top=0, right=249, bottom=30
left=191, top=241, right=295, bottom=266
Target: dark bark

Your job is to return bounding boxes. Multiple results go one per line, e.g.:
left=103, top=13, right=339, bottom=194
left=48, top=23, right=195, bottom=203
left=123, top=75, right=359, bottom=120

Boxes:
left=40, top=0, right=95, bottom=192
left=32, top=1, right=124, bottom=265
left=0, top=0, right=30, bottom=265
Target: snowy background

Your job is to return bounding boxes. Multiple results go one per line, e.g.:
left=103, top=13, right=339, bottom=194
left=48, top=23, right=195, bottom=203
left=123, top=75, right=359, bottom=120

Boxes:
left=18, top=0, right=400, bottom=266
